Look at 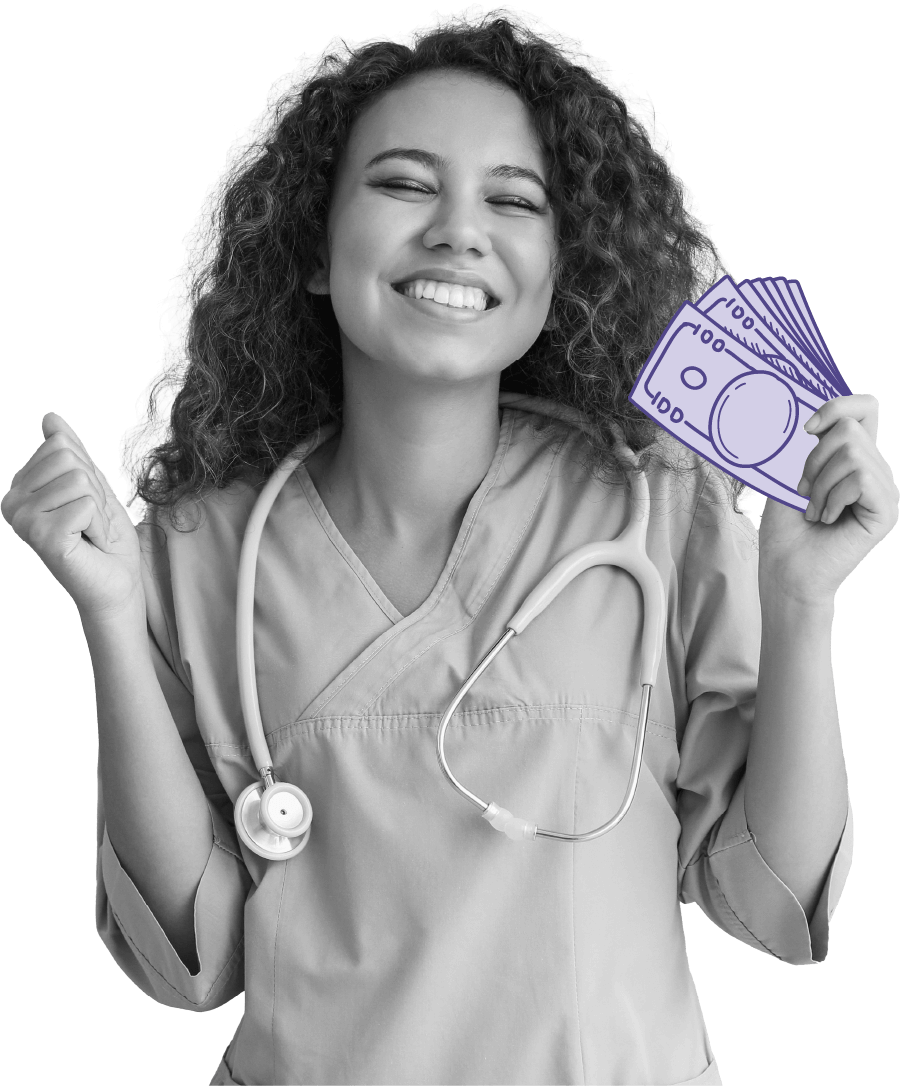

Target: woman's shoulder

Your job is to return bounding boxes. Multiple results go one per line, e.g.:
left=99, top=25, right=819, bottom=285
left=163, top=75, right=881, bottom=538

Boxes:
left=504, top=392, right=688, bottom=472
left=135, top=475, right=265, bottom=568
left=507, top=395, right=744, bottom=522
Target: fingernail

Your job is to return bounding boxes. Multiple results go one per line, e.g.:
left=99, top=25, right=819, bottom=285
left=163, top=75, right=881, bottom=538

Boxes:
left=804, top=418, right=820, bottom=434
left=805, top=502, right=817, bottom=521
left=797, top=476, right=809, bottom=496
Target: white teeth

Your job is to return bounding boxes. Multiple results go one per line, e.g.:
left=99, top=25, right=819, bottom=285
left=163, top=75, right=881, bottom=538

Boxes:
left=398, top=278, right=492, bottom=310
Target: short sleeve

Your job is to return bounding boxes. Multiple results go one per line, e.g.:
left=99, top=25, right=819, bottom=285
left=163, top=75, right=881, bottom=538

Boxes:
left=675, top=473, right=852, bottom=965
left=95, top=517, right=251, bottom=1010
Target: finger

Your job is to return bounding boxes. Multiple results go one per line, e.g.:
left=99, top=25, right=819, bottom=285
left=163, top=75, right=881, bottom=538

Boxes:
left=804, top=393, right=879, bottom=443
left=41, top=412, right=94, bottom=462
left=14, top=417, right=90, bottom=482
left=27, top=453, right=111, bottom=534
left=40, top=494, right=111, bottom=555
left=38, top=412, right=119, bottom=504
left=805, top=444, right=892, bottom=526
left=5, top=446, right=92, bottom=525
left=24, top=471, right=111, bottom=539
left=805, top=437, right=878, bottom=513
left=796, top=416, right=892, bottom=496
left=821, top=470, right=896, bottom=531
left=20, top=414, right=113, bottom=538
left=818, top=475, right=865, bottom=526
left=29, top=417, right=100, bottom=482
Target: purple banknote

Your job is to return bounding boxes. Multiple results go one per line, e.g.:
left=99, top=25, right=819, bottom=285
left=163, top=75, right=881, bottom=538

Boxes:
left=629, top=275, right=852, bottom=510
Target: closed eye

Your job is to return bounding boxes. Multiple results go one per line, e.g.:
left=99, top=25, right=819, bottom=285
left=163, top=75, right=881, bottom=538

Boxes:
left=373, top=180, right=541, bottom=212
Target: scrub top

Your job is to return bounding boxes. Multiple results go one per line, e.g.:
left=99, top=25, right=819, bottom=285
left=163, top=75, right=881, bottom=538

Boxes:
left=96, top=399, right=852, bottom=1086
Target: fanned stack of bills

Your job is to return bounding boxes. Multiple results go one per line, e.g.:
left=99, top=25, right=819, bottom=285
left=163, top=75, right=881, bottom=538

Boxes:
left=628, top=275, right=850, bottom=510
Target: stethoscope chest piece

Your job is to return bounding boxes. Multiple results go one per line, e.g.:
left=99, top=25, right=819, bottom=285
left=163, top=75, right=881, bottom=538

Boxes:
left=235, top=780, right=313, bottom=861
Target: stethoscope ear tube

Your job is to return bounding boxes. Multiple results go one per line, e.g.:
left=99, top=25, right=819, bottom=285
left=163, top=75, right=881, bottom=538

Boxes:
left=436, top=467, right=666, bottom=842
left=236, top=451, right=307, bottom=777
left=505, top=472, right=664, bottom=686
left=234, top=427, right=338, bottom=861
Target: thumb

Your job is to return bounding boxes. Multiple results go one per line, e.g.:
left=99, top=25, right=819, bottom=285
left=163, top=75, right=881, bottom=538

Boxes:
left=42, top=410, right=69, bottom=441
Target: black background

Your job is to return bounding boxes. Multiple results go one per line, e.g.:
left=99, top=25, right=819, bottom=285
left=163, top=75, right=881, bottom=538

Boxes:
left=7, top=12, right=877, bottom=1081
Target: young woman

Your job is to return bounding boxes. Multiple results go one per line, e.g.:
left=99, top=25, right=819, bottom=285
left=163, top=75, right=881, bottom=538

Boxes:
left=3, top=13, right=896, bottom=1086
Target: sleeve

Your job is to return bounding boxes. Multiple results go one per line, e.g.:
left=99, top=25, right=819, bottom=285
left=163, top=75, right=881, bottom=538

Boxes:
left=675, top=474, right=853, bottom=965
left=95, top=518, right=252, bottom=1010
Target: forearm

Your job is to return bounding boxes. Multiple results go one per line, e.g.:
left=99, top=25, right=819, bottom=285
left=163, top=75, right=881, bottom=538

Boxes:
left=744, top=593, right=848, bottom=920
left=84, top=601, right=213, bottom=970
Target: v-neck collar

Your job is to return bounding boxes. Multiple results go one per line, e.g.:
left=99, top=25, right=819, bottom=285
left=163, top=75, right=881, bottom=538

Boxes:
left=269, top=404, right=562, bottom=722
left=292, top=406, right=516, bottom=628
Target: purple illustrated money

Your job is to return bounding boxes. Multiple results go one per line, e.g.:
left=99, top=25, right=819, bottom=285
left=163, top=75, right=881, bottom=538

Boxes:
left=627, top=287, right=852, bottom=510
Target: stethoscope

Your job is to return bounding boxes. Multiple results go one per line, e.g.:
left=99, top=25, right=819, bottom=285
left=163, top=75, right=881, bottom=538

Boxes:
left=233, top=395, right=667, bottom=861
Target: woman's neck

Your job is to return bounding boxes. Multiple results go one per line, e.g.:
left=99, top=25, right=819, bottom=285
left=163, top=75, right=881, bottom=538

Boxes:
left=308, top=382, right=505, bottom=551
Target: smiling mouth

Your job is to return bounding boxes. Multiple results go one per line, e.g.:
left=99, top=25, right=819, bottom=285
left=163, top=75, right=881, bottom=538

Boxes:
left=388, top=282, right=499, bottom=312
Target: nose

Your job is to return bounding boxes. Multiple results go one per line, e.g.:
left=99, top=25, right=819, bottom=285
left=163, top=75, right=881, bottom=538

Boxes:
left=421, top=192, right=493, bottom=256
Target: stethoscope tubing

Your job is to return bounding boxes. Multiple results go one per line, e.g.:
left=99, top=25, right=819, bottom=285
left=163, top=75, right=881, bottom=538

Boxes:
left=234, top=401, right=666, bottom=856
left=236, top=425, right=338, bottom=781
left=434, top=462, right=665, bottom=843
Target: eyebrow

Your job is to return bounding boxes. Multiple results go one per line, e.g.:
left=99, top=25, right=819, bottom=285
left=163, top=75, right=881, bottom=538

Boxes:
left=364, top=147, right=550, bottom=199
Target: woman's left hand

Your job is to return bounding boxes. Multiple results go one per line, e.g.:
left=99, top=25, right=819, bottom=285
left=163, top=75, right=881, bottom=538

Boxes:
left=758, top=394, right=898, bottom=605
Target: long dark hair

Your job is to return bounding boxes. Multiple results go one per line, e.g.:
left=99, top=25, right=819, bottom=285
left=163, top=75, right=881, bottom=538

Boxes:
left=131, top=10, right=726, bottom=516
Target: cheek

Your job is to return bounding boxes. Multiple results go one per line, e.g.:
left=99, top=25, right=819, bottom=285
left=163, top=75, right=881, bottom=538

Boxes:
left=328, top=222, right=390, bottom=334
left=332, top=212, right=385, bottom=286
left=544, top=245, right=557, bottom=296
left=328, top=283, right=387, bottom=361
left=499, top=227, right=555, bottom=314
left=331, top=188, right=400, bottom=264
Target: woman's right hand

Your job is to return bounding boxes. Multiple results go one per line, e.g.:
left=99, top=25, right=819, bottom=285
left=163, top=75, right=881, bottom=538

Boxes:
left=2, top=412, right=144, bottom=621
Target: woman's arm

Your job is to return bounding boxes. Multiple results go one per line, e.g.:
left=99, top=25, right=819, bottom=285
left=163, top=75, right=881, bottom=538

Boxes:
left=744, top=596, right=845, bottom=919
left=744, top=394, right=897, bottom=918
left=85, top=600, right=213, bottom=972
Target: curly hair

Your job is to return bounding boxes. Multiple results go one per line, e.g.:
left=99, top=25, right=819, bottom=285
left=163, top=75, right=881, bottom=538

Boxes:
left=131, top=9, right=729, bottom=515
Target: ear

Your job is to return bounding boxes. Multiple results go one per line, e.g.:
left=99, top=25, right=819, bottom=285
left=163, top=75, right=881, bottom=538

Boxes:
left=306, top=242, right=331, bottom=296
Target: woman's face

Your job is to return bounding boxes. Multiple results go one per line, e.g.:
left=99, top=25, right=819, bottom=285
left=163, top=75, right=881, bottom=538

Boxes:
left=310, top=69, right=557, bottom=386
